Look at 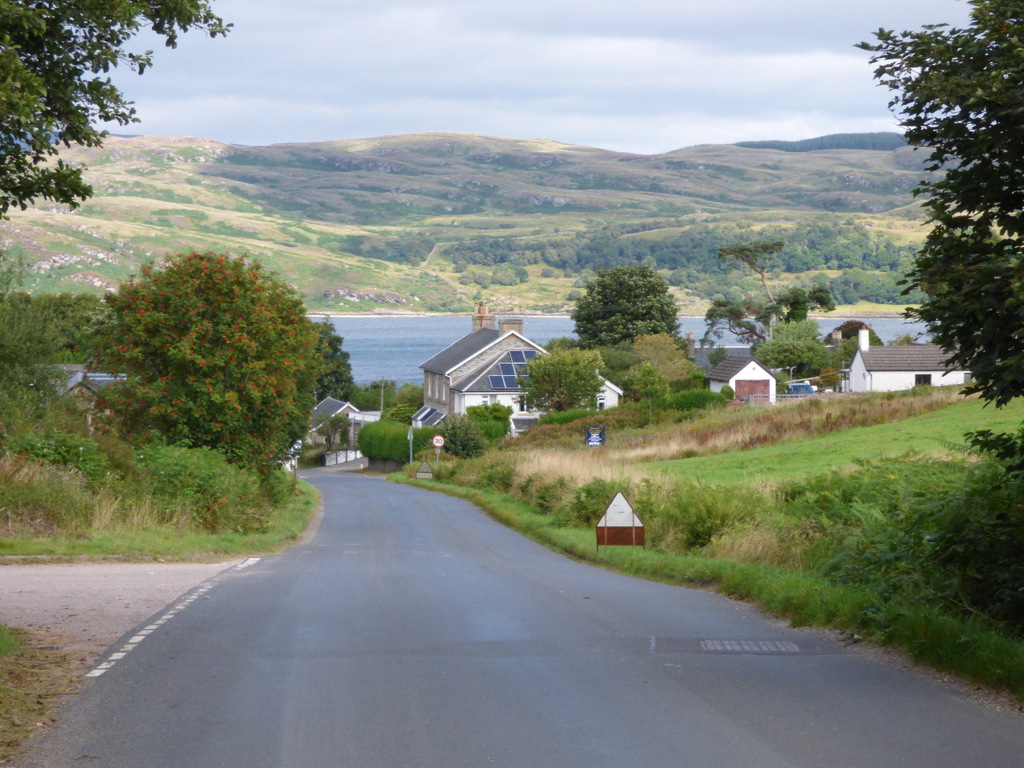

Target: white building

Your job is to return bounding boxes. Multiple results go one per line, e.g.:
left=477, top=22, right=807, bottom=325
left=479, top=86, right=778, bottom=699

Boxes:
left=415, top=303, right=621, bottom=435
left=707, top=355, right=778, bottom=404
left=849, top=328, right=969, bottom=393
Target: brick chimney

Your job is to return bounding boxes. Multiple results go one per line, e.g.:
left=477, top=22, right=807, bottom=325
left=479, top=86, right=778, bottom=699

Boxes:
left=498, top=317, right=524, bottom=336
left=472, top=301, right=495, bottom=332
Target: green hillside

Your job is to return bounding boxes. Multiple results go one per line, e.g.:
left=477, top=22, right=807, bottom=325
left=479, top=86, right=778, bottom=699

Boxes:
left=0, top=132, right=932, bottom=313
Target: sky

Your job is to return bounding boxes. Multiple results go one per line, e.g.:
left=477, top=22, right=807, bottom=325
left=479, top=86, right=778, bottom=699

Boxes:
left=100, top=0, right=973, bottom=155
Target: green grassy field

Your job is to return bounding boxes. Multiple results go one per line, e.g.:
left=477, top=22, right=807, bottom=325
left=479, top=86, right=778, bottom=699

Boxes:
left=651, top=397, right=1024, bottom=485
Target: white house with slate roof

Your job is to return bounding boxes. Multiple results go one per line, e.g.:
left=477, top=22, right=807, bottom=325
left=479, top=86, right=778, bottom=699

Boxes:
left=414, top=302, right=621, bottom=435
left=849, top=328, right=969, bottom=393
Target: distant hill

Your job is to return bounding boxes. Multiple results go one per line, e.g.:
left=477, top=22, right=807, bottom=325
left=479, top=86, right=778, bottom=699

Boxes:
left=733, top=132, right=908, bottom=153
left=0, top=132, right=932, bottom=314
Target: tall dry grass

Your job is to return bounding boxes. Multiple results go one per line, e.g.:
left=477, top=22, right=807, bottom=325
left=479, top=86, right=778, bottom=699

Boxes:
left=509, top=389, right=967, bottom=487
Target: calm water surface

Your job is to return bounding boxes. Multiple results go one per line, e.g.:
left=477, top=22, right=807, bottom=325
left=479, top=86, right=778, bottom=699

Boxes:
left=322, top=314, right=929, bottom=385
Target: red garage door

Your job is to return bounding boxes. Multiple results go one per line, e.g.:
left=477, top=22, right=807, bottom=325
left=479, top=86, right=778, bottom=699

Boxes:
left=735, top=379, right=769, bottom=399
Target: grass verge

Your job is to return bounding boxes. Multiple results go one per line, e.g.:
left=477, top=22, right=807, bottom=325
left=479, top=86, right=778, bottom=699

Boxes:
left=0, top=481, right=320, bottom=561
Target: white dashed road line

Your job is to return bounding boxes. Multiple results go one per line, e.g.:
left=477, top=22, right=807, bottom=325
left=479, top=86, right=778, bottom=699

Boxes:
left=85, top=558, right=260, bottom=678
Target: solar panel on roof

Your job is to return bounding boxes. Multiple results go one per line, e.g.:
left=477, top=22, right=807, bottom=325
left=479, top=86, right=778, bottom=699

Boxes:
left=489, top=375, right=504, bottom=388
left=499, top=363, right=516, bottom=376
left=524, top=350, right=538, bottom=359
left=503, top=376, right=519, bottom=388
left=509, top=350, right=525, bottom=363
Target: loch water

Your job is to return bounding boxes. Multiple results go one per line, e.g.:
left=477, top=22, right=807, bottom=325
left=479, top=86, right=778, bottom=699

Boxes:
left=322, top=314, right=930, bottom=386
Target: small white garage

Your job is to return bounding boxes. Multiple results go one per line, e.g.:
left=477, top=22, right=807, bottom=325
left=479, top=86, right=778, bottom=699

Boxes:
left=708, top=356, right=778, bottom=404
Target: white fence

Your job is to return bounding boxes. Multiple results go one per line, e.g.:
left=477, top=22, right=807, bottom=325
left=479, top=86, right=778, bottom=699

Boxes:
left=322, top=449, right=363, bottom=466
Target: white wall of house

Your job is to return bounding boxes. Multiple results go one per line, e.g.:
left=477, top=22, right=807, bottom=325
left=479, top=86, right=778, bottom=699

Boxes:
left=849, top=356, right=968, bottom=393
left=598, top=379, right=622, bottom=410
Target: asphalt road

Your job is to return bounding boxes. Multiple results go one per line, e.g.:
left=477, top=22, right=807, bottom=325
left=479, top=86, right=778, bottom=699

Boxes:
left=20, top=472, right=1024, bottom=767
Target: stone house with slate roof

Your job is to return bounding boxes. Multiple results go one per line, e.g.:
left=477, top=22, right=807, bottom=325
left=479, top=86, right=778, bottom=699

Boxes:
left=708, top=355, right=778, bottom=404
left=849, top=327, right=969, bottom=393
left=414, top=302, right=621, bottom=436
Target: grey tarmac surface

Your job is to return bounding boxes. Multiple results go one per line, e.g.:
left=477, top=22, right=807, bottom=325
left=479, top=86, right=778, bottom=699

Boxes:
left=14, top=471, right=1024, bottom=767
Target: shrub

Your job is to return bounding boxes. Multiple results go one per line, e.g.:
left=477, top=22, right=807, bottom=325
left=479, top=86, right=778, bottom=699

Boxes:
left=564, top=478, right=626, bottom=526
left=136, top=445, right=270, bottom=532
left=478, top=459, right=517, bottom=492
left=442, top=414, right=487, bottom=459
left=0, top=454, right=94, bottom=532
left=665, top=389, right=729, bottom=415
left=651, top=483, right=764, bottom=551
left=6, top=430, right=112, bottom=485
left=537, top=408, right=598, bottom=426
left=358, top=420, right=433, bottom=463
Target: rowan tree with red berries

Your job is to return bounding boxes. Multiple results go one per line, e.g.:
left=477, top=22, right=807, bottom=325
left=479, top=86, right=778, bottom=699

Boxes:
left=92, top=252, right=323, bottom=475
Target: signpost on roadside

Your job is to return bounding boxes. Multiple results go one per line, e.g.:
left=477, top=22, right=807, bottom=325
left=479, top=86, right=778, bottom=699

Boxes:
left=432, top=434, right=445, bottom=469
left=585, top=425, right=605, bottom=447
left=596, top=492, right=644, bottom=549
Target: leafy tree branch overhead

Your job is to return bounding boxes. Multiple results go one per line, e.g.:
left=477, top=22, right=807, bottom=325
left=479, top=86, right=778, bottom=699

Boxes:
left=860, top=0, right=1024, bottom=410
left=0, top=0, right=229, bottom=216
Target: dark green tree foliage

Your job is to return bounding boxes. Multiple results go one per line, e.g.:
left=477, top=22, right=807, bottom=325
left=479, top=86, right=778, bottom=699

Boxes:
left=465, top=403, right=513, bottom=443
left=704, top=242, right=835, bottom=344
left=520, top=348, right=603, bottom=413
left=348, top=379, right=397, bottom=412
left=776, top=286, right=836, bottom=323
left=861, top=1, right=1024, bottom=409
left=441, top=413, right=487, bottom=459
left=718, top=241, right=786, bottom=303
left=0, top=254, right=59, bottom=411
left=0, top=1, right=229, bottom=215
left=316, top=412, right=351, bottom=451
left=734, top=132, right=908, bottom=152
left=312, top=320, right=354, bottom=402
left=92, top=252, right=323, bottom=475
left=571, top=265, right=679, bottom=347
left=754, top=320, right=829, bottom=375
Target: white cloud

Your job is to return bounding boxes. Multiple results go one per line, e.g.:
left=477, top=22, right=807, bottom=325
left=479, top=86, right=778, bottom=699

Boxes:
left=100, top=0, right=973, bottom=153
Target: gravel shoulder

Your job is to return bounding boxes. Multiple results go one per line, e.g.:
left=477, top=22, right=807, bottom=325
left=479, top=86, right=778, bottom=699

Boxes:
left=1, top=560, right=244, bottom=664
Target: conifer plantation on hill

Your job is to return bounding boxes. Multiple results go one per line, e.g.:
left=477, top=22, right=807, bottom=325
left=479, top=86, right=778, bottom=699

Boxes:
left=0, top=131, right=929, bottom=314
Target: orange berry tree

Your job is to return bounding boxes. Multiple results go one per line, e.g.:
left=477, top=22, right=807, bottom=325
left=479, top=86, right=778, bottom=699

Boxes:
left=93, top=252, right=324, bottom=475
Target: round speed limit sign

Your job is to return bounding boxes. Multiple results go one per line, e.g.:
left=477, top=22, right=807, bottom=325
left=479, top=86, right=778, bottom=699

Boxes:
left=432, top=435, right=445, bottom=448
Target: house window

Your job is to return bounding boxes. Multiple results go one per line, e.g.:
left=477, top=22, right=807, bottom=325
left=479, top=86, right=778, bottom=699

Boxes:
left=597, top=395, right=606, bottom=410
left=915, top=374, right=933, bottom=386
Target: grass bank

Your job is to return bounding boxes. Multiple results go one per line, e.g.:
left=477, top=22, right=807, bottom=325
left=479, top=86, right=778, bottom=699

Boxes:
left=0, top=480, right=319, bottom=561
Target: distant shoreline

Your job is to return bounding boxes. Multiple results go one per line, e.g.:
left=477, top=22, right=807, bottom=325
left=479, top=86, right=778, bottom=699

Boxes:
left=306, top=311, right=910, bottom=320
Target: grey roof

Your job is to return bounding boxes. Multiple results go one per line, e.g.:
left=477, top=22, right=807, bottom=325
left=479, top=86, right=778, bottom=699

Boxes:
left=694, top=345, right=752, bottom=373
left=61, top=367, right=126, bottom=393
left=420, top=327, right=501, bottom=374
left=452, top=349, right=536, bottom=394
left=313, top=397, right=350, bottom=416
left=708, top=355, right=775, bottom=382
left=859, top=344, right=961, bottom=372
